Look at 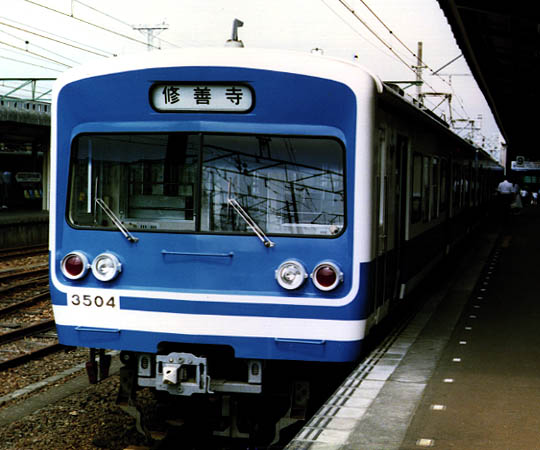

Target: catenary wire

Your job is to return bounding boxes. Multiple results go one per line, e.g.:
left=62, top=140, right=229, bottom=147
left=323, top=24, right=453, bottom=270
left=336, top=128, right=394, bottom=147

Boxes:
left=0, top=15, right=115, bottom=56
left=23, top=0, right=157, bottom=50
left=0, top=18, right=112, bottom=57
left=320, top=0, right=407, bottom=62
left=356, top=0, right=468, bottom=97
left=331, top=0, right=487, bottom=141
left=0, top=39, right=71, bottom=67
left=333, top=0, right=424, bottom=80
left=0, top=27, right=80, bottom=65
left=0, top=52, right=62, bottom=73
left=72, top=0, right=182, bottom=49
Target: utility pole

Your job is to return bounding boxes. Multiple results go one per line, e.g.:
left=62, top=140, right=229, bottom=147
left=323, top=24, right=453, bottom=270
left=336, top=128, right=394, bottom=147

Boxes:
left=420, top=92, right=453, bottom=122
left=132, top=22, right=169, bottom=51
left=452, top=116, right=482, bottom=142
left=413, top=42, right=426, bottom=104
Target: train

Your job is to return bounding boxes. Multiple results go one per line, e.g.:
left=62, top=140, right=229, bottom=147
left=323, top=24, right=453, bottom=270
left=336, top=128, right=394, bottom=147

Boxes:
left=49, top=47, right=501, bottom=443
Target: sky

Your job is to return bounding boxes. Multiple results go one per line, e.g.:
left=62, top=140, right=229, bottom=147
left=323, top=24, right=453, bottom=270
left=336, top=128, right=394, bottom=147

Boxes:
left=0, top=0, right=504, bottom=154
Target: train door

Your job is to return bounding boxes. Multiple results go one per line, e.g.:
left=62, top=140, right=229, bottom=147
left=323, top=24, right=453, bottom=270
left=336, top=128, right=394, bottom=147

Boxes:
left=393, top=135, right=408, bottom=300
left=373, top=127, right=388, bottom=319
left=383, top=133, right=408, bottom=305
left=374, top=129, right=409, bottom=321
left=373, top=127, right=395, bottom=318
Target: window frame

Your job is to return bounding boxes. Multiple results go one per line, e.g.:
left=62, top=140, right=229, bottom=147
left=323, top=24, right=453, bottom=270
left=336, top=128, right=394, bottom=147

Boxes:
left=65, top=132, right=347, bottom=239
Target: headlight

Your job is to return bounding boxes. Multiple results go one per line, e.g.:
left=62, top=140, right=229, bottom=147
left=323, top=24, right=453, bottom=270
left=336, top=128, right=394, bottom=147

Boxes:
left=275, top=260, right=308, bottom=290
left=311, top=262, right=343, bottom=291
left=91, top=253, right=122, bottom=282
left=61, top=251, right=89, bottom=280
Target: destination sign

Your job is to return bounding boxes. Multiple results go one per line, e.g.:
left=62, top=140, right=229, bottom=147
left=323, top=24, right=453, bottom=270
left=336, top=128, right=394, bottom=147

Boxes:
left=150, top=84, right=253, bottom=112
left=511, top=161, right=540, bottom=170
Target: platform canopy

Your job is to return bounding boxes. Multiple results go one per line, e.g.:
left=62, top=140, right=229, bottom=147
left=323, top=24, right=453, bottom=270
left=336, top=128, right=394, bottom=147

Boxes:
left=436, top=1, right=540, bottom=165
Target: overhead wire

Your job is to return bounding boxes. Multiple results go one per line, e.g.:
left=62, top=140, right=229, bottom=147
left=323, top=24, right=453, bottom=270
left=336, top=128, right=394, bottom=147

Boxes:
left=71, top=0, right=182, bottom=49
left=332, top=0, right=425, bottom=81
left=0, top=52, right=62, bottom=73
left=23, top=0, right=158, bottom=50
left=326, top=0, right=448, bottom=117
left=4, top=1, right=489, bottom=144
left=71, top=0, right=132, bottom=28
left=320, top=0, right=400, bottom=61
left=320, top=0, right=440, bottom=115
left=0, top=27, right=80, bottom=65
left=331, top=0, right=488, bottom=142
left=356, top=0, right=470, bottom=105
left=0, top=38, right=71, bottom=67
left=354, top=0, right=477, bottom=128
left=0, top=17, right=113, bottom=57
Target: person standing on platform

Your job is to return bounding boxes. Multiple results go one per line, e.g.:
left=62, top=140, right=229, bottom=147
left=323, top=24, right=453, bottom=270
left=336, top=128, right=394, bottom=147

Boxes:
left=497, top=177, right=514, bottom=217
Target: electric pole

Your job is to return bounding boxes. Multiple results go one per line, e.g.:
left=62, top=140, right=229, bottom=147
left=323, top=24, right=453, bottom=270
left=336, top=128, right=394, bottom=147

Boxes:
left=132, top=22, right=169, bottom=51
left=413, top=42, right=426, bottom=104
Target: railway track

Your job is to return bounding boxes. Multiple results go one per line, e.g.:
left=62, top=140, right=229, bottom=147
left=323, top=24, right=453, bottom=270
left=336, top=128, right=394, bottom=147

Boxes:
left=0, top=244, right=48, bottom=262
left=0, top=320, right=62, bottom=371
left=0, top=261, right=48, bottom=276
left=0, top=250, right=66, bottom=371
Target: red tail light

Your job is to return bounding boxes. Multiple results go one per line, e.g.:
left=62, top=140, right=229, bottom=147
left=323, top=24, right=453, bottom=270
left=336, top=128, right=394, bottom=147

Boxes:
left=61, top=252, right=89, bottom=280
left=311, top=262, right=343, bottom=291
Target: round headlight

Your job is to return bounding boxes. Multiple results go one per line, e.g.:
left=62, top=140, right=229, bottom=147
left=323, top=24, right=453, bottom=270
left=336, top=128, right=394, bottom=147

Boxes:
left=311, top=262, right=343, bottom=291
left=92, top=253, right=122, bottom=282
left=275, top=260, right=308, bottom=290
left=61, top=251, right=89, bottom=280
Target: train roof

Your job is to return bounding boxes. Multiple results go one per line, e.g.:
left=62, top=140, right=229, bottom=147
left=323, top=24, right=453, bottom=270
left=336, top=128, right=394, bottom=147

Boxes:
left=381, top=81, right=499, bottom=164
left=53, top=47, right=499, bottom=165
left=54, top=47, right=383, bottom=95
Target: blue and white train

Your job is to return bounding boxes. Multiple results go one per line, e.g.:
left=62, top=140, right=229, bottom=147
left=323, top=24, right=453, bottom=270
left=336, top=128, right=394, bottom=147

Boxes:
left=49, top=47, right=499, bottom=440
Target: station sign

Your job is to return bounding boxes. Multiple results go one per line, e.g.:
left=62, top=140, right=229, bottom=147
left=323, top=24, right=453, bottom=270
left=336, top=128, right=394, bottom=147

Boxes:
left=15, top=172, right=41, bottom=183
left=150, top=83, right=253, bottom=112
left=511, top=160, right=540, bottom=170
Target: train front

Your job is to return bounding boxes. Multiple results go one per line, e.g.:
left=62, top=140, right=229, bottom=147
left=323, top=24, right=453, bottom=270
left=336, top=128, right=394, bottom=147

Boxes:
left=49, top=49, right=377, bottom=405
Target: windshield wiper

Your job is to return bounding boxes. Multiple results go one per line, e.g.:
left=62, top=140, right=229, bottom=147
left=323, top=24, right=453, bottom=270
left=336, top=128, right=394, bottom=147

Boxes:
left=95, top=198, right=139, bottom=243
left=227, top=197, right=275, bottom=248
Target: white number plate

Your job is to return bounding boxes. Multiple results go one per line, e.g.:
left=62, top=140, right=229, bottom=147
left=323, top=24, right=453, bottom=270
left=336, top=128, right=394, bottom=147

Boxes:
left=68, top=292, right=119, bottom=310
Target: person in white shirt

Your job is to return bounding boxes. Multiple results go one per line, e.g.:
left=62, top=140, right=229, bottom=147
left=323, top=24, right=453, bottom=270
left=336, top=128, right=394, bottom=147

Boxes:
left=497, top=178, right=513, bottom=194
left=497, top=178, right=515, bottom=216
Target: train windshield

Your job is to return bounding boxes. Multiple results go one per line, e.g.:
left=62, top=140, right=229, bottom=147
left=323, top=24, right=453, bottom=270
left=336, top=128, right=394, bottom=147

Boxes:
left=68, top=133, right=344, bottom=237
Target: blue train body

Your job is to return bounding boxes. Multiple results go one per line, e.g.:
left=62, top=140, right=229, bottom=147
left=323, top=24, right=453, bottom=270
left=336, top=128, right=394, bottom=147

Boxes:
left=50, top=49, right=380, bottom=367
left=50, top=49, right=499, bottom=437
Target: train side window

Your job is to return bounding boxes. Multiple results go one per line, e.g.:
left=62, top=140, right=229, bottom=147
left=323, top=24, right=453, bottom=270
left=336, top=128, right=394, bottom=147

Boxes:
left=463, top=163, right=471, bottom=207
left=422, top=156, right=430, bottom=222
left=440, top=159, right=448, bottom=212
left=453, top=163, right=462, bottom=209
left=411, top=153, right=422, bottom=223
left=432, top=157, right=440, bottom=218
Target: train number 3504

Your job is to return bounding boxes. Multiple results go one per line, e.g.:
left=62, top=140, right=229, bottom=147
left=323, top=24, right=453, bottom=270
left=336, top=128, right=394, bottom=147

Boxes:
left=69, top=293, right=118, bottom=309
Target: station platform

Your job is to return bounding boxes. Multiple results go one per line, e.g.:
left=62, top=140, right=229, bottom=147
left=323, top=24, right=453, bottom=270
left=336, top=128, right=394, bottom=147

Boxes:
left=286, top=208, right=540, bottom=449
left=0, top=208, right=48, bottom=248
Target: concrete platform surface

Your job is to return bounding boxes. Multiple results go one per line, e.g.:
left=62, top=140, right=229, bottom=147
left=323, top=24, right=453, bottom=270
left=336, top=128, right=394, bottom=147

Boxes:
left=288, top=208, right=540, bottom=449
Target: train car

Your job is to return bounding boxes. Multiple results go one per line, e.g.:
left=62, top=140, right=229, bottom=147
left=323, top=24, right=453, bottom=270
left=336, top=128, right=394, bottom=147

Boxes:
left=49, top=47, right=499, bottom=442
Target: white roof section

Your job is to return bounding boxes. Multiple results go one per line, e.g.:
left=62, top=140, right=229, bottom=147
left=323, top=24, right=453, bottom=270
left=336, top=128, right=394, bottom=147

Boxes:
left=53, top=47, right=383, bottom=97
